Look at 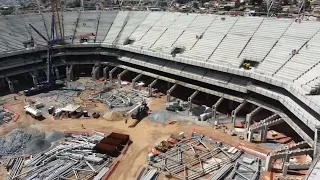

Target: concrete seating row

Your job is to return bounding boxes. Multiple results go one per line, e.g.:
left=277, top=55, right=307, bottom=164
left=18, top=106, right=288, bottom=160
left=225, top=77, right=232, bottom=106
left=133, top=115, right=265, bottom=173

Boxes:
left=180, top=16, right=238, bottom=61
left=95, top=11, right=118, bottom=43
left=173, top=15, right=214, bottom=50
left=294, top=63, right=320, bottom=92
left=151, top=14, right=197, bottom=50
left=73, top=12, right=100, bottom=44
left=129, top=12, right=164, bottom=42
left=104, top=11, right=130, bottom=44
left=114, top=11, right=150, bottom=45
left=133, top=13, right=180, bottom=48
left=240, top=19, right=292, bottom=62
left=257, top=36, right=307, bottom=75
left=274, top=30, right=320, bottom=83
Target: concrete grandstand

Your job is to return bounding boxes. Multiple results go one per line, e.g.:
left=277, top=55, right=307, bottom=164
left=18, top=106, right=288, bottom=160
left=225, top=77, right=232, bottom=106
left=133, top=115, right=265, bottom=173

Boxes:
left=0, top=11, right=320, bottom=179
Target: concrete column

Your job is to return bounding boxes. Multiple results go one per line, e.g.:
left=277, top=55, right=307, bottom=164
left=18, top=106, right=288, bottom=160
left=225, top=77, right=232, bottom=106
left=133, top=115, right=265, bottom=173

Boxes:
left=282, top=162, right=290, bottom=177
left=314, top=126, right=320, bottom=158
left=29, top=72, right=37, bottom=86
left=232, top=101, right=247, bottom=129
left=265, top=153, right=272, bottom=171
left=117, top=70, right=128, bottom=84
left=212, top=97, right=224, bottom=124
left=247, top=130, right=253, bottom=142
left=246, top=106, right=263, bottom=131
left=188, top=90, right=199, bottom=112
left=5, top=77, right=14, bottom=93
left=148, top=79, right=158, bottom=97
left=109, top=67, right=118, bottom=82
left=262, top=125, right=268, bottom=142
left=66, top=65, right=74, bottom=81
left=55, top=68, right=60, bottom=80
left=282, top=152, right=291, bottom=170
left=91, top=65, right=100, bottom=80
left=103, top=66, right=109, bottom=80
left=132, top=74, right=143, bottom=89
left=167, top=84, right=177, bottom=102
left=0, top=78, right=4, bottom=87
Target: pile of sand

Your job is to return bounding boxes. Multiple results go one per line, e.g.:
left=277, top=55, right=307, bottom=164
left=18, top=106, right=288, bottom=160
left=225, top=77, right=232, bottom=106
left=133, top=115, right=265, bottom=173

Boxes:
left=103, top=111, right=126, bottom=121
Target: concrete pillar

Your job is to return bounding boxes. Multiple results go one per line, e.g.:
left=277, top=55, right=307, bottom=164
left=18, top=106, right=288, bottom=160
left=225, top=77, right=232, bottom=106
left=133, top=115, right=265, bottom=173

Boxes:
left=246, top=106, right=262, bottom=130
left=117, top=70, right=128, bottom=84
left=212, top=97, right=224, bottom=124
left=282, top=162, right=290, bottom=177
left=148, top=79, right=158, bottom=97
left=247, top=130, right=253, bottom=142
left=265, top=153, right=272, bottom=171
left=29, top=72, right=37, bottom=86
left=66, top=65, right=74, bottom=81
left=262, top=125, right=268, bottom=142
left=103, top=66, right=109, bottom=81
left=314, top=126, right=320, bottom=158
left=188, top=90, right=199, bottom=112
left=55, top=68, right=60, bottom=80
left=132, top=74, right=143, bottom=89
left=167, top=84, right=177, bottom=102
left=232, top=101, right=247, bottom=129
left=91, top=65, right=100, bottom=80
left=0, top=78, right=4, bottom=87
left=5, top=77, right=14, bottom=93
left=109, top=67, right=118, bottom=82
left=282, top=152, right=291, bottom=170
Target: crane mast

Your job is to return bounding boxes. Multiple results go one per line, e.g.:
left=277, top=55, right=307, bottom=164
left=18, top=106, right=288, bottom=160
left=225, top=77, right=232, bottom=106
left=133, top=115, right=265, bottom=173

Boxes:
left=50, top=0, right=63, bottom=39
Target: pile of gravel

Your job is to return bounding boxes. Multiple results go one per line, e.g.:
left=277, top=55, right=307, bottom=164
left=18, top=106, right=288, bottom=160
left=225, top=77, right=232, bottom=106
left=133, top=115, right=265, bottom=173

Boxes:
left=0, top=106, right=14, bottom=125
left=0, top=128, right=48, bottom=156
left=45, top=131, right=65, bottom=142
left=0, top=129, right=32, bottom=155
left=25, top=138, right=51, bottom=154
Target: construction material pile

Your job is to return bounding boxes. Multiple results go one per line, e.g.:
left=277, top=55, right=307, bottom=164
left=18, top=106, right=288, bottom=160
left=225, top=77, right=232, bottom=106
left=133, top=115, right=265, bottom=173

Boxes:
left=0, top=106, right=14, bottom=125
left=89, top=88, right=144, bottom=109
left=4, top=131, right=113, bottom=180
left=103, top=111, right=126, bottom=121
left=0, top=128, right=45, bottom=156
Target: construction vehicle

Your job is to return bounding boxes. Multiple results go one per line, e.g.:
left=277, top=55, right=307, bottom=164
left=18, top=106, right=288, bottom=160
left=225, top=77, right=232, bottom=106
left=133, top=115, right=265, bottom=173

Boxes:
left=24, top=105, right=42, bottom=119
left=166, top=101, right=184, bottom=111
left=23, top=81, right=64, bottom=96
left=131, top=100, right=149, bottom=120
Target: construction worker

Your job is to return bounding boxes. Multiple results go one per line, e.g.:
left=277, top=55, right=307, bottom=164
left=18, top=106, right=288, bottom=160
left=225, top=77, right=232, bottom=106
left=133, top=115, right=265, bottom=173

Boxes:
left=81, top=124, right=85, bottom=129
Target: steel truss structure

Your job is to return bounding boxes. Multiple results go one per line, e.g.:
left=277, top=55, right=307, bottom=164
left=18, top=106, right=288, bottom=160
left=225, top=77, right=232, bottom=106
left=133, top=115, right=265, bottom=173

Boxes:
left=150, top=138, right=243, bottom=180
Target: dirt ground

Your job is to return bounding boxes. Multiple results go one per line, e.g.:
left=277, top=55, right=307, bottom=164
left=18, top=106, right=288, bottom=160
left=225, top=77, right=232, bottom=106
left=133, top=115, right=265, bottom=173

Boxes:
left=0, top=94, right=302, bottom=180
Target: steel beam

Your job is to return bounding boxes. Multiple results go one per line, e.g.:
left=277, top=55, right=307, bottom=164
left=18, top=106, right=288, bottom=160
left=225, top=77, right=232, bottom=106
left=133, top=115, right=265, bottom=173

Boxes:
left=232, top=101, right=248, bottom=129
left=188, top=90, right=199, bottom=112
left=109, top=67, right=118, bottom=82
left=246, top=106, right=263, bottom=130
left=132, top=74, right=143, bottom=89
left=148, top=79, right=158, bottom=97
left=167, top=84, right=177, bottom=102
left=5, top=77, right=14, bottom=93
left=103, top=66, right=109, bottom=81
left=117, top=69, right=128, bottom=84
left=212, top=97, right=224, bottom=124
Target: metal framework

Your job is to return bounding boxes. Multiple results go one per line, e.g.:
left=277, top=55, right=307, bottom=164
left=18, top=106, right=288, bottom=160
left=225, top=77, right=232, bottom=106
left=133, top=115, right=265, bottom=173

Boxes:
left=50, top=0, right=63, bottom=39
left=150, top=138, right=242, bottom=180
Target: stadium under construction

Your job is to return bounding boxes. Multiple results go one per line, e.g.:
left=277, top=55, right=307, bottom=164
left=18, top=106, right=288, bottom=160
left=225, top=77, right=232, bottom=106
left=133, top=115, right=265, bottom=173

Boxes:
left=0, top=11, right=320, bottom=180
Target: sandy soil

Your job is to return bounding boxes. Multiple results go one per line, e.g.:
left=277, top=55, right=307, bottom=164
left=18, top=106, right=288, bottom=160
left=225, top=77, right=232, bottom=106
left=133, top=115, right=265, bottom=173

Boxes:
left=0, top=95, right=297, bottom=180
